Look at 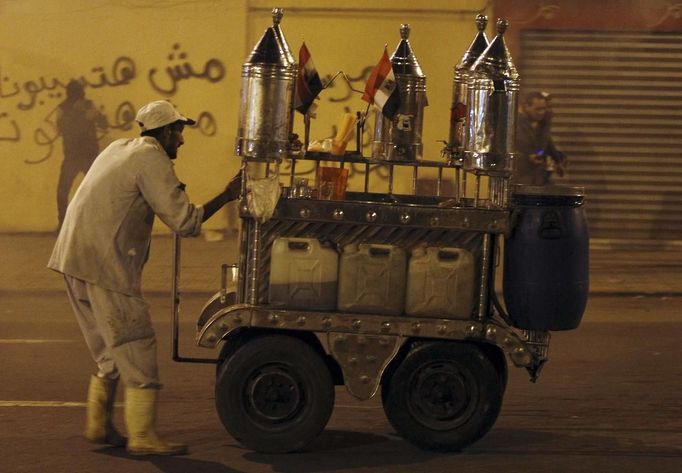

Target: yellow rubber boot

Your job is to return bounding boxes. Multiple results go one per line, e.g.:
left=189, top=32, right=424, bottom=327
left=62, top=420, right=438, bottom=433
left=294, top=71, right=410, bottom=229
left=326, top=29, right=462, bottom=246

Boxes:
left=85, top=375, right=126, bottom=447
left=124, top=387, right=188, bottom=456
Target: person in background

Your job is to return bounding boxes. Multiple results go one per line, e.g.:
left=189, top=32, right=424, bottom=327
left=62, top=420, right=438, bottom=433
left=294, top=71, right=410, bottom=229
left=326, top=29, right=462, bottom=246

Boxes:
left=540, top=91, right=554, bottom=128
left=514, top=91, right=567, bottom=185
left=56, top=80, right=108, bottom=232
left=48, top=100, right=242, bottom=456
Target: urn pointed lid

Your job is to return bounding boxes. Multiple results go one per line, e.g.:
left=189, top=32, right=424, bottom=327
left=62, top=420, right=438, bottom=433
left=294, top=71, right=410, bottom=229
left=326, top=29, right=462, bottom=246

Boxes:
left=456, top=14, right=490, bottom=70
left=245, top=7, right=296, bottom=67
left=471, top=19, right=519, bottom=81
left=390, top=24, right=425, bottom=77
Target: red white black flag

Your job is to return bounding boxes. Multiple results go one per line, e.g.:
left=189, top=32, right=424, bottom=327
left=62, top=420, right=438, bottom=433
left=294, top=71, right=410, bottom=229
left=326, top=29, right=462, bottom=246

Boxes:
left=362, top=47, right=401, bottom=119
left=294, top=42, right=324, bottom=115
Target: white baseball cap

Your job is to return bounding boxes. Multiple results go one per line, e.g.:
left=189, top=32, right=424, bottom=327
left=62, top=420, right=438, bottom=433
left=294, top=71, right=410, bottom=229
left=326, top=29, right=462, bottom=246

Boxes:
left=135, top=100, right=196, bottom=132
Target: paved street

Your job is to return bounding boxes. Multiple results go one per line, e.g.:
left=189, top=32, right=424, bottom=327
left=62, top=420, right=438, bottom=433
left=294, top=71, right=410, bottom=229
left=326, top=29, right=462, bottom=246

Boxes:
left=1, top=234, right=681, bottom=472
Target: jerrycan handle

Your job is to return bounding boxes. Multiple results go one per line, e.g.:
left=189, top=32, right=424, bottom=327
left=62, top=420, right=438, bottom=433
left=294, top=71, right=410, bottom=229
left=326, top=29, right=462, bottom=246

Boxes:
left=538, top=209, right=564, bottom=240
left=288, top=240, right=311, bottom=251
left=369, top=246, right=391, bottom=257
left=437, top=250, right=460, bottom=261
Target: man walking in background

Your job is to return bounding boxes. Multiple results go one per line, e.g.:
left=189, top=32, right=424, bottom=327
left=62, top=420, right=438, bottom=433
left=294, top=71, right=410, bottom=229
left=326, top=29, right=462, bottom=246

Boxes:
left=514, top=91, right=567, bottom=185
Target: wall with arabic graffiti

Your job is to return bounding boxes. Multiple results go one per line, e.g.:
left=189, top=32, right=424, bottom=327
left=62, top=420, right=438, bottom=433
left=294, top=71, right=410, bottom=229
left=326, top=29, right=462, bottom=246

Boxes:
left=0, top=0, right=492, bottom=232
left=0, top=0, right=248, bottom=232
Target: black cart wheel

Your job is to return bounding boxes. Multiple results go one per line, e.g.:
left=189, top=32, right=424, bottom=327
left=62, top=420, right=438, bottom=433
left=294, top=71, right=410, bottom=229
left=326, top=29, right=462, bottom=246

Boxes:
left=382, top=341, right=503, bottom=452
left=215, top=334, right=334, bottom=453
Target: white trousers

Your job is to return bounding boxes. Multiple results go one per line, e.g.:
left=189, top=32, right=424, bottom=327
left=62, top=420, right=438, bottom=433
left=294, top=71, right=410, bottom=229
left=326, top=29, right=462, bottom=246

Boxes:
left=64, top=275, right=161, bottom=388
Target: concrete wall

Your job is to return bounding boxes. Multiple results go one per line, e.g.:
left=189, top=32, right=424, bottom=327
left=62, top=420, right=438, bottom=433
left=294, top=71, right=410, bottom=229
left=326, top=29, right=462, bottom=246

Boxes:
left=0, top=0, right=492, bottom=232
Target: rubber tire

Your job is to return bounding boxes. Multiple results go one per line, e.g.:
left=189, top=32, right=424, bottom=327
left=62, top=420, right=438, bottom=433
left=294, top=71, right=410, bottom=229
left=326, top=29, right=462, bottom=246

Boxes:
left=215, top=334, right=335, bottom=453
left=382, top=341, right=503, bottom=452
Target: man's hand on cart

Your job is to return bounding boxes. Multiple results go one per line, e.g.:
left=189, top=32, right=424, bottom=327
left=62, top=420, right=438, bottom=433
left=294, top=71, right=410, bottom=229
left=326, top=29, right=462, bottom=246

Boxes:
left=201, top=172, right=243, bottom=222
left=224, top=172, right=243, bottom=201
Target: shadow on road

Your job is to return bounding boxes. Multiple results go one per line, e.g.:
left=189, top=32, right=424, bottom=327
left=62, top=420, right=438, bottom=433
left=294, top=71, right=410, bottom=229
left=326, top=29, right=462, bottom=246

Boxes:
left=244, top=429, right=445, bottom=472
left=96, top=447, right=243, bottom=473
left=243, top=427, right=682, bottom=472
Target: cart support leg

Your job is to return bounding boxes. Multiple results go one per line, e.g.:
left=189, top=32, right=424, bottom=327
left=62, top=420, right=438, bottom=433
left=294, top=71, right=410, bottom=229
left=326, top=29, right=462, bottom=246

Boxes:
left=477, top=233, right=492, bottom=321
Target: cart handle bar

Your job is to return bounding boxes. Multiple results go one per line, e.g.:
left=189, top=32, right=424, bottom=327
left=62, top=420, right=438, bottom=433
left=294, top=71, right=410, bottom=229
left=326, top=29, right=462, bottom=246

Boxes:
left=171, top=232, right=220, bottom=364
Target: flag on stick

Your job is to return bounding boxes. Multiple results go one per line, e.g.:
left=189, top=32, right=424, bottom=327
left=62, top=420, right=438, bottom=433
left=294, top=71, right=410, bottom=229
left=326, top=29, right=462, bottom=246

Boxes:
left=362, top=47, right=401, bottom=119
left=294, top=42, right=324, bottom=115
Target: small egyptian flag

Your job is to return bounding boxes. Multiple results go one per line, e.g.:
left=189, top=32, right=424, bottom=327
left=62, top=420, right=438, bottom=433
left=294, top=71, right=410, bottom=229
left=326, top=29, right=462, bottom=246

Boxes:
left=362, top=47, right=401, bottom=119
left=294, top=42, right=324, bottom=115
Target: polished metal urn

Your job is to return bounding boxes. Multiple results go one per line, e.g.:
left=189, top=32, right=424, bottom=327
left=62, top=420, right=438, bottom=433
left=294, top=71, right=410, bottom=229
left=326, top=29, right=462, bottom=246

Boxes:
left=372, top=24, right=427, bottom=162
left=235, top=8, right=297, bottom=161
left=464, top=19, right=519, bottom=175
left=449, top=14, right=489, bottom=160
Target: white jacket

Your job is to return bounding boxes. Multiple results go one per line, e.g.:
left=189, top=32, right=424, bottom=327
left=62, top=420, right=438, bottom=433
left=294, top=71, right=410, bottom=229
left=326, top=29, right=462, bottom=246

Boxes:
left=48, top=136, right=203, bottom=296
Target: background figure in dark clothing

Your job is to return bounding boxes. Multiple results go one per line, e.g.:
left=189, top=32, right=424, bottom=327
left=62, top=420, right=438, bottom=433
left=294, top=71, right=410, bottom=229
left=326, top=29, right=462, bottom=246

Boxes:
left=514, top=91, right=566, bottom=185
left=56, top=80, right=108, bottom=231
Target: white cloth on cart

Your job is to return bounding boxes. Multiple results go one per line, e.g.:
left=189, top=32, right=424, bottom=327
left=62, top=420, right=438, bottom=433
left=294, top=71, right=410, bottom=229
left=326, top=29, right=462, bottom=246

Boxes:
left=246, top=171, right=281, bottom=223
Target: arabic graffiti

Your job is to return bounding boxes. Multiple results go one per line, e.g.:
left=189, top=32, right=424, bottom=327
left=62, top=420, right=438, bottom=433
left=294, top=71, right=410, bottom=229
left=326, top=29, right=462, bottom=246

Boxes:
left=28, top=109, right=58, bottom=165
left=0, top=45, right=226, bottom=161
left=194, top=111, right=217, bottom=136
left=0, top=112, right=20, bottom=142
left=23, top=100, right=218, bottom=164
left=1, top=57, right=136, bottom=112
left=148, top=43, right=226, bottom=95
left=4, top=50, right=382, bottom=179
left=109, top=101, right=137, bottom=131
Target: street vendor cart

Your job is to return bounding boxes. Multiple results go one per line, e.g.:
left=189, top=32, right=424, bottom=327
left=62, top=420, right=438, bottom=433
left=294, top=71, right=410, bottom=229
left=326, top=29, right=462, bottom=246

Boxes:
left=171, top=9, right=589, bottom=454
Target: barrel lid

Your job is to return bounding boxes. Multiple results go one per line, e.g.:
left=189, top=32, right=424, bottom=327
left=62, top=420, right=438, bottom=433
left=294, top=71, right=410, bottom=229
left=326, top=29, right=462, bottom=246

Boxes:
left=512, top=184, right=585, bottom=197
left=245, top=7, right=296, bottom=67
left=390, top=24, right=425, bottom=77
left=471, top=18, right=519, bottom=80
left=456, top=15, right=489, bottom=70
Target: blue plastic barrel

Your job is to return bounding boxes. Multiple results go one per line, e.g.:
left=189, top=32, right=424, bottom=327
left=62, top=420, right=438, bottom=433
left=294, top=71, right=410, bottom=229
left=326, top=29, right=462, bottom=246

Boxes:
left=503, top=185, right=589, bottom=331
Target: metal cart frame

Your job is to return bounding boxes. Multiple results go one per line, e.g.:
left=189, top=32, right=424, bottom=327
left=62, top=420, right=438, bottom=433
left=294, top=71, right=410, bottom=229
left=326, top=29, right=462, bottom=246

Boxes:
left=171, top=151, right=551, bottom=452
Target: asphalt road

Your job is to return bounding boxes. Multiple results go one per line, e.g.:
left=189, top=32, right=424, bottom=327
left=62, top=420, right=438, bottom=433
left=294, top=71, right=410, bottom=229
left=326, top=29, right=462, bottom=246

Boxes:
left=1, top=291, right=681, bottom=473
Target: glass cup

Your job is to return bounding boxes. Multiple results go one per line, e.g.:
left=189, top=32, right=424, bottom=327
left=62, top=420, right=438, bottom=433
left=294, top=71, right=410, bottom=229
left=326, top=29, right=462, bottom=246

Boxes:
left=316, top=166, right=349, bottom=200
